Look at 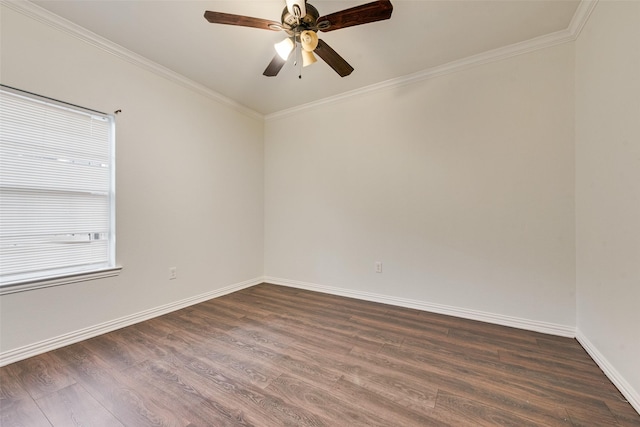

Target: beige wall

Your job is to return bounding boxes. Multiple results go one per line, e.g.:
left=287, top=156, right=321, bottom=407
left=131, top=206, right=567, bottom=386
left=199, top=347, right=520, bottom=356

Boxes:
left=2, top=0, right=638, bottom=411
left=265, top=43, right=576, bottom=329
left=575, top=0, right=640, bottom=409
left=0, top=5, right=265, bottom=353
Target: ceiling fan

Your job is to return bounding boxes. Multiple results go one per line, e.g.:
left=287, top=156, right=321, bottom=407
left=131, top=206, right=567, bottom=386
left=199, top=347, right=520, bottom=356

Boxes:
left=204, top=0, right=393, bottom=77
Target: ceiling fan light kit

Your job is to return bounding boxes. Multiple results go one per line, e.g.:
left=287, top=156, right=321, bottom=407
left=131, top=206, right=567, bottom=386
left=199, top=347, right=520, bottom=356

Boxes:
left=204, top=0, right=393, bottom=78
left=300, top=30, right=319, bottom=51
left=301, top=50, right=317, bottom=67
left=275, top=37, right=295, bottom=60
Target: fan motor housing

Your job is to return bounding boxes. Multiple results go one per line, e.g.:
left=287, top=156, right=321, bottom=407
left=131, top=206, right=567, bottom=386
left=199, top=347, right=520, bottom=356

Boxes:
left=281, top=3, right=319, bottom=34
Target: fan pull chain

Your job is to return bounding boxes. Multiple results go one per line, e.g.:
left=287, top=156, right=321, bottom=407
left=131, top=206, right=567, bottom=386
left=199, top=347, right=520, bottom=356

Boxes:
left=293, top=31, right=302, bottom=79
left=298, top=33, right=303, bottom=79
left=299, top=44, right=303, bottom=79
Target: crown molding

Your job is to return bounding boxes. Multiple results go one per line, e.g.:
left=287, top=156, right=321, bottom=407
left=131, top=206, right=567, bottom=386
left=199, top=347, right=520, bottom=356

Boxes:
left=266, top=0, right=599, bottom=121
left=568, top=0, right=599, bottom=38
left=3, top=0, right=597, bottom=123
left=0, top=0, right=264, bottom=121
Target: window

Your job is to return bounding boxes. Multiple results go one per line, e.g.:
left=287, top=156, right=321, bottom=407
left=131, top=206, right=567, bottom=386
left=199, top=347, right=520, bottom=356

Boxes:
left=0, top=85, right=118, bottom=292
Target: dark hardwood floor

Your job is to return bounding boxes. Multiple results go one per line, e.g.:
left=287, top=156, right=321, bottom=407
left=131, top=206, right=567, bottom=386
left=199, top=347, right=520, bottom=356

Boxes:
left=1, top=283, right=639, bottom=426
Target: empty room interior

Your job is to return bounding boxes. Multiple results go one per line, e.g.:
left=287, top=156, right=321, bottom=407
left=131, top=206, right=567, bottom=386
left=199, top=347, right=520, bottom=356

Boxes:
left=1, top=0, right=639, bottom=425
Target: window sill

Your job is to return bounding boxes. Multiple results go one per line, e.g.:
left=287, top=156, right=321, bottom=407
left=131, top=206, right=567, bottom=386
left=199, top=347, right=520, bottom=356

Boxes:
left=0, top=266, right=123, bottom=295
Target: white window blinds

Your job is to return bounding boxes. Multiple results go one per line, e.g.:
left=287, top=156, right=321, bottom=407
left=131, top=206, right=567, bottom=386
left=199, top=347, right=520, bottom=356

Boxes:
left=0, top=86, right=115, bottom=286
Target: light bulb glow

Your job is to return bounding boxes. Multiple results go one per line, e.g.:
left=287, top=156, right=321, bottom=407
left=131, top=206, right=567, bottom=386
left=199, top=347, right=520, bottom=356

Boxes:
left=274, top=38, right=294, bottom=60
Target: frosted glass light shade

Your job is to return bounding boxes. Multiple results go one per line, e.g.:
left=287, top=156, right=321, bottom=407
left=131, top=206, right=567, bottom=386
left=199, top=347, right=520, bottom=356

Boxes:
left=275, top=38, right=294, bottom=60
left=300, top=31, right=319, bottom=52
left=302, top=50, right=317, bottom=67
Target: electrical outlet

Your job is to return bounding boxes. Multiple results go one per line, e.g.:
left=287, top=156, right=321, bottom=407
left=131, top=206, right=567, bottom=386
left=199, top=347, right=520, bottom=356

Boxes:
left=375, top=261, right=382, bottom=273
left=169, top=267, right=177, bottom=280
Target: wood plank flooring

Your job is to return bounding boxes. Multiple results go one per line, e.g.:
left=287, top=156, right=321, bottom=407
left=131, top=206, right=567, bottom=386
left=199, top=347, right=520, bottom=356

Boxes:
left=1, top=283, right=639, bottom=426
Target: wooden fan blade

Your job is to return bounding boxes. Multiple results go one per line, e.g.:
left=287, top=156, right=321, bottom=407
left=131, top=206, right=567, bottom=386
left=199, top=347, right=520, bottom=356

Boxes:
left=314, top=39, right=354, bottom=77
left=204, top=11, right=282, bottom=31
left=263, top=54, right=288, bottom=77
left=317, top=0, right=393, bottom=32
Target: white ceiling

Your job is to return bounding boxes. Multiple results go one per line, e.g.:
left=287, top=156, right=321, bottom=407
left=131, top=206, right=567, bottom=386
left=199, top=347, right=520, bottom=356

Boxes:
left=31, top=0, right=581, bottom=115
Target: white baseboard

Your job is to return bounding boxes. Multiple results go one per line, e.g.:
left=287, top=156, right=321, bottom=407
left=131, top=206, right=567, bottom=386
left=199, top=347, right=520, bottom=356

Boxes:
left=6, top=274, right=636, bottom=416
left=0, top=277, right=262, bottom=367
left=576, top=330, right=640, bottom=415
left=264, top=276, right=576, bottom=338
left=265, top=278, right=640, bottom=414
